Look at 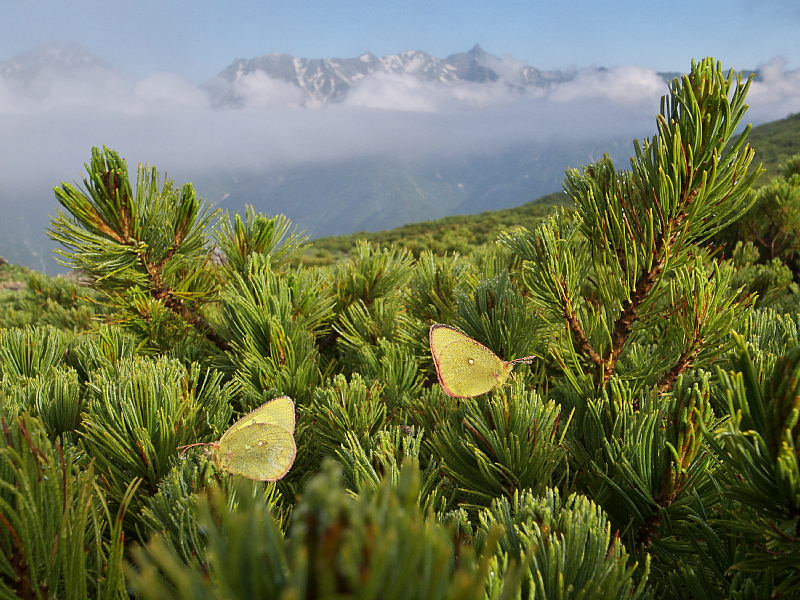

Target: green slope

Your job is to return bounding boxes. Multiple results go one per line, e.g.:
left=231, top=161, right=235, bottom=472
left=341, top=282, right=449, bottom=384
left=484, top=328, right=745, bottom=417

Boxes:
left=301, top=192, right=568, bottom=265
left=747, top=112, right=800, bottom=180
left=303, top=113, right=800, bottom=264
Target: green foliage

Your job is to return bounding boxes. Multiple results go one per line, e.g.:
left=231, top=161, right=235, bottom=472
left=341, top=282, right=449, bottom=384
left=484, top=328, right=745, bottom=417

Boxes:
left=65, top=324, right=139, bottom=381
left=728, top=241, right=796, bottom=308
left=735, top=166, right=800, bottom=276
left=403, top=250, right=477, bottom=324
left=0, top=325, right=68, bottom=379
left=335, top=297, right=415, bottom=361
left=739, top=308, right=800, bottom=376
left=215, top=205, right=308, bottom=275
left=2, top=367, right=83, bottom=441
left=0, top=415, right=127, bottom=599
left=706, top=337, right=800, bottom=594
left=432, top=382, right=569, bottom=509
left=333, top=426, right=434, bottom=498
left=347, top=338, right=425, bottom=410
left=454, top=270, right=544, bottom=363
left=478, top=488, right=650, bottom=599
left=745, top=113, right=800, bottom=181
left=0, top=263, right=103, bottom=331
left=333, top=241, right=414, bottom=311
left=219, top=255, right=329, bottom=403
left=128, top=461, right=497, bottom=600
left=137, top=454, right=289, bottom=567
left=578, top=379, right=715, bottom=546
left=301, top=373, right=387, bottom=462
left=782, top=154, right=800, bottom=179
left=79, top=357, right=233, bottom=509
left=2, top=57, right=799, bottom=598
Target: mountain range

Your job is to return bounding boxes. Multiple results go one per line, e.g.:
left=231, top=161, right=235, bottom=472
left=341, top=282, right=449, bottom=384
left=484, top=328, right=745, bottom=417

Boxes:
left=0, top=43, right=783, bottom=273
left=0, top=42, right=671, bottom=108
left=206, top=44, right=579, bottom=107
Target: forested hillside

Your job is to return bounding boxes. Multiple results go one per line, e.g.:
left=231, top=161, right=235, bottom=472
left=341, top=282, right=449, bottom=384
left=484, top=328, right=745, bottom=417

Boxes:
left=1, top=59, right=800, bottom=599
left=304, top=110, right=800, bottom=264
left=747, top=111, right=800, bottom=179
left=301, top=192, right=568, bottom=264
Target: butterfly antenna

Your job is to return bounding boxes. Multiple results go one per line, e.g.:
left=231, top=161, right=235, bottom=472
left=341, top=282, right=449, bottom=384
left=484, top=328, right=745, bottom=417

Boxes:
left=177, top=441, right=213, bottom=455
left=508, top=354, right=540, bottom=365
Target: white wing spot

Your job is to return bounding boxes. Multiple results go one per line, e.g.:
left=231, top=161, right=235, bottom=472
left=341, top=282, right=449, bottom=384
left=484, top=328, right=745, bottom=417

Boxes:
left=468, top=358, right=474, bottom=365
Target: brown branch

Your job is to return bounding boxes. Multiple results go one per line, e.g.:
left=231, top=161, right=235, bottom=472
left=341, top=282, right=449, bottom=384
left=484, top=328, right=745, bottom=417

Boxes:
left=557, top=272, right=603, bottom=368
left=657, top=339, right=703, bottom=394
left=159, top=288, right=231, bottom=352
left=605, top=254, right=667, bottom=382
left=565, top=308, right=603, bottom=368
left=140, top=252, right=231, bottom=353
left=85, top=204, right=125, bottom=243
left=154, top=243, right=180, bottom=272
left=603, top=191, right=694, bottom=383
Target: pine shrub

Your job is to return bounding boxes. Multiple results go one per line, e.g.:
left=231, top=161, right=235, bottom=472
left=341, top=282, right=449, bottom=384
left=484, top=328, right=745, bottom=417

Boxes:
left=1, top=57, right=797, bottom=598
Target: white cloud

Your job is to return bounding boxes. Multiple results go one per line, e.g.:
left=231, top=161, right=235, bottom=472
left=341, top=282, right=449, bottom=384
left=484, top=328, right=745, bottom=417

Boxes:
left=545, top=66, right=666, bottom=109
left=224, top=70, right=306, bottom=109
left=342, top=63, right=668, bottom=113
left=0, top=53, right=797, bottom=198
left=345, top=72, right=442, bottom=111
left=481, top=53, right=530, bottom=85
left=133, top=72, right=210, bottom=110
left=0, top=64, right=207, bottom=114
left=747, top=57, right=800, bottom=122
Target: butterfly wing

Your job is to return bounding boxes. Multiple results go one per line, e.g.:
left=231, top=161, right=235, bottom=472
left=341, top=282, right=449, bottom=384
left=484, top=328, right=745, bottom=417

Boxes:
left=429, top=324, right=511, bottom=397
left=217, top=422, right=296, bottom=481
left=225, top=396, right=295, bottom=439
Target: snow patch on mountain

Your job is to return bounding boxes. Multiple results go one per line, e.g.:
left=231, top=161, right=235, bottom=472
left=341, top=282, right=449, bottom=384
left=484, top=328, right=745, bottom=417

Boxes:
left=208, top=44, right=569, bottom=108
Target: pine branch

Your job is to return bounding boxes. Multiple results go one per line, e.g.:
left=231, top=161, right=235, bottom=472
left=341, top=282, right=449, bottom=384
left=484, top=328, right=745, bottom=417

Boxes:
left=604, top=204, right=690, bottom=383
left=657, top=340, right=703, bottom=394
left=140, top=253, right=231, bottom=352
left=161, top=293, right=231, bottom=352
left=604, top=253, right=666, bottom=380
left=50, top=147, right=233, bottom=352
left=564, top=304, right=603, bottom=369
left=0, top=415, right=128, bottom=598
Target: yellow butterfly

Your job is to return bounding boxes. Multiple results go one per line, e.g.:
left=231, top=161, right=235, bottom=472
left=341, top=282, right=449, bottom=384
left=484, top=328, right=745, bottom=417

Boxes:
left=429, top=324, right=535, bottom=398
left=183, top=396, right=296, bottom=481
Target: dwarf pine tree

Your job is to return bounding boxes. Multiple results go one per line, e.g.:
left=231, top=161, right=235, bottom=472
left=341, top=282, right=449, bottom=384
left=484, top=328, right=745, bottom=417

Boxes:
left=2, top=57, right=799, bottom=598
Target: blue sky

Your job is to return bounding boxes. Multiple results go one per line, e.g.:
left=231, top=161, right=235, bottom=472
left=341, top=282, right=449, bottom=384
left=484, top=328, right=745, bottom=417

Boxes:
left=2, top=0, right=799, bottom=79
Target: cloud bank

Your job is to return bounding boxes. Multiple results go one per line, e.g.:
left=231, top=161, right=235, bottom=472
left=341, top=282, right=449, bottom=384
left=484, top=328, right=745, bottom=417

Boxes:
left=1, top=48, right=797, bottom=272
left=1, top=51, right=797, bottom=192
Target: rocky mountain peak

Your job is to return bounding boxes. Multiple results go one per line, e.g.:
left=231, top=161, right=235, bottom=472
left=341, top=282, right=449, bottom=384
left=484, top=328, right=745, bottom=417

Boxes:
left=209, top=45, right=560, bottom=107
